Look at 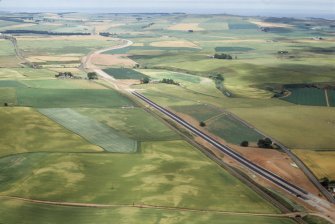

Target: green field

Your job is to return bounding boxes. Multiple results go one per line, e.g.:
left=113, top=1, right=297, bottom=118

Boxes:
left=75, top=108, right=181, bottom=141
left=283, top=88, right=327, bottom=106
left=215, top=46, right=254, bottom=52
left=1, top=13, right=335, bottom=223
left=0, top=140, right=278, bottom=213
left=104, top=45, right=199, bottom=55
left=0, top=107, right=102, bottom=157
left=0, top=198, right=296, bottom=224
left=0, top=88, right=17, bottom=105
left=172, top=104, right=263, bottom=144
left=138, top=69, right=223, bottom=97
left=207, top=114, right=264, bottom=145
left=0, top=68, right=56, bottom=79
left=39, top=108, right=137, bottom=153
left=303, top=215, right=333, bottom=224
left=103, top=68, right=148, bottom=80
left=18, top=39, right=119, bottom=56
left=173, top=104, right=223, bottom=121
left=21, top=79, right=106, bottom=89
left=16, top=88, right=134, bottom=108
left=0, top=80, right=26, bottom=88
left=230, top=106, right=335, bottom=149
left=0, top=40, right=21, bottom=67
left=328, top=90, right=335, bottom=107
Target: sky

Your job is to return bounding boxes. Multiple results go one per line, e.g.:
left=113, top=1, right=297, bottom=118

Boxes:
left=0, top=0, right=334, bottom=18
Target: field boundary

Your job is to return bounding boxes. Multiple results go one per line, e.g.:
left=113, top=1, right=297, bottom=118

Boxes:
left=0, top=195, right=305, bottom=218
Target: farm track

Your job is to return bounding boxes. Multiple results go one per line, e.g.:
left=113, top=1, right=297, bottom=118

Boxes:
left=0, top=34, right=34, bottom=67
left=325, top=89, right=330, bottom=107
left=0, top=195, right=305, bottom=218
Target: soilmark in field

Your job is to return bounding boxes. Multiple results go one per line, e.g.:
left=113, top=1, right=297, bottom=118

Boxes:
left=39, top=108, right=137, bottom=153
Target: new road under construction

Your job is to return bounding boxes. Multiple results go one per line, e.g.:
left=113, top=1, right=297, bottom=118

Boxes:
left=132, top=91, right=309, bottom=198
left=131, top=91, right=335, bottom=221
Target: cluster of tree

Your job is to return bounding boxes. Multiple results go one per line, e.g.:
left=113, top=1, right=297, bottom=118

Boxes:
left=272, top=90, right=286, bottom=98
left=3, top=30, right=91, bottom=36
left=257, top=138, right=273, bottom=149
left=142, top=23, right=155, bottom=29
left=209, top=73, right=224, bottom=82
left=160, top=78, right=179, bottom=86
left=214, top=53, right=233, bottom=60
left=199, top=121, right=206, bottom=127
left=87, top=72, right=98, bottom=80
left=319, top=177, right=335, bottom=191
left=141, top=77, right=150, bottom=84
left=209, top=73, right=226, bottom=93
left=55, top=72, right=74, bottom=78
left=0, top=17, right=29, bottom=23
left=99, top=32, right=117, bottom=37
left=260, top=27, right=270, bottom=32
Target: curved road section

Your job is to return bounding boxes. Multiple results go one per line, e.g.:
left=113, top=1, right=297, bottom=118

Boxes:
left=81, top=38, right=133, bottom=89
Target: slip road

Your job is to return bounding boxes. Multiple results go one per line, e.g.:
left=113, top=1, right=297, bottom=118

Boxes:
left=132, top=91, right=309, bottom=199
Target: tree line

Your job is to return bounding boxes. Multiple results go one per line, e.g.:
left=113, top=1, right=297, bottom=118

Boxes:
left=3, top=30, right=91, bottom=36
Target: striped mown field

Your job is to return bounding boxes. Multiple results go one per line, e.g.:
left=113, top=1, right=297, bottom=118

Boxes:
left=39, top=108, right=137, bottom=153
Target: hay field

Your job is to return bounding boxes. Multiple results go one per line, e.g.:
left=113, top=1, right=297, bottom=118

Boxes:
left=293, top=150, right=335, bottom=180
left=92, top=54, right=137, bottom=67
left=229, top=106, right=335, bottom=149
left=167, top=23, right=204, bottom=31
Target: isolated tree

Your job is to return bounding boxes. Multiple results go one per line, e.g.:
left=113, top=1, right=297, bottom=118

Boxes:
left=240, top=141, right=249, bottom=147
left=141, top=77, right=150, bottom=84
left=4, top=102, right=8, bottom=107
left=199, top=121, right=206, bottom=127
